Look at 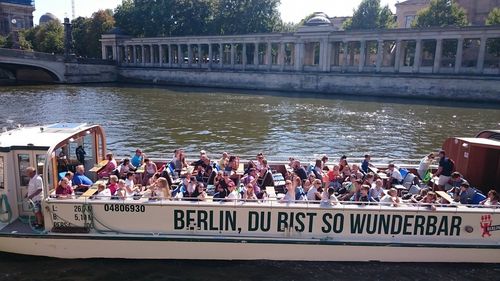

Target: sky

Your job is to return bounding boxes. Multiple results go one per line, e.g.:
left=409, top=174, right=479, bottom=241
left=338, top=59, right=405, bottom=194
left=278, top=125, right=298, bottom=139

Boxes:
left=33, top=0, right=399, bottom=25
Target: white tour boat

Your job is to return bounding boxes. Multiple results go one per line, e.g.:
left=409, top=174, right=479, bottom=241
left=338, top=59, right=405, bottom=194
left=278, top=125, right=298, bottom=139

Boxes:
left=0, top=123, right=498, bottom=262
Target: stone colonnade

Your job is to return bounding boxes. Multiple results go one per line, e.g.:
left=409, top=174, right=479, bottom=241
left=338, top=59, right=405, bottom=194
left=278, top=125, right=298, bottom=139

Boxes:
left=101, top=26, right=500, bottom=75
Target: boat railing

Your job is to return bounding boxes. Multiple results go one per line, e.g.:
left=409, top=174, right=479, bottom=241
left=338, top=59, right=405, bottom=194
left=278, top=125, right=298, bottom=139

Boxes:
left=53, top=194, right=500, bottom=212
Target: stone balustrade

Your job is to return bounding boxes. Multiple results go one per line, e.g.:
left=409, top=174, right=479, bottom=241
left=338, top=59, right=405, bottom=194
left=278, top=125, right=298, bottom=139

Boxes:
left=101, top=25, right=500, bottom=75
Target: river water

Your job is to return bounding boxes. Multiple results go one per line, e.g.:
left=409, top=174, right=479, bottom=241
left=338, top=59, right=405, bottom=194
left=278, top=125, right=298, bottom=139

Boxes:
left=0, top=84, right=499, bottom=280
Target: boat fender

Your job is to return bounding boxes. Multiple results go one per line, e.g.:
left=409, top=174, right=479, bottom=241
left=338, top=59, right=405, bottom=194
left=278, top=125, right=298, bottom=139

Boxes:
left=0, top=194, right=12, bottom=223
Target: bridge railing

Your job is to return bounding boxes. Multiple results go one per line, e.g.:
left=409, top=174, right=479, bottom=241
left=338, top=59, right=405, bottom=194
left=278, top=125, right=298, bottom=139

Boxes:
left=0, top=48, right=64, bottom=62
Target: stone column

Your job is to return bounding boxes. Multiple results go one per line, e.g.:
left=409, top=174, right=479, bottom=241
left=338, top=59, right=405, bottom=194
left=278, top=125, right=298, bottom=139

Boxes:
left=294, top=42, right=304, bottom=71
left=231, top=43, right=235, bottom=67
left=159, top=45, right=163, bottom=67
left=358, top=40, right=366, bottom=72
left=414, top=39, right=422, bottom=73
left=101, top=45, right=107, bottom=60
left=279, top=42, right=285, bottom=71
left=242, top=43, right=247, bottom=69
left=197, top=44, right=202, bottom=67
left=187, top=44, right=193, bottom=66
left=178, top=44, right=182, bottom=66
left=325, top=40, right=332, bottom=71
left=266, top=42, right=272, bottom=70
left=132, top=45, right=136, bottom=64
left=433, top=39, right=443, bottom=73
left=394, top=40, right=402, bottom=72
left=254, top=42, right=259, bottom=66
left=167, top=44, right=172, bottom=67
left=477, top=36, right=487, bottom=74
left=342, top=41, right=348, bottom=71
left=455, top=38, right=464, bottom=73
left=208, top=43, right=213, bottom=69
left=141, top=45, right=146, bottom=66
left=219, top=43, right=224, bottom=67
left=376, top=40, right=384, bottom=72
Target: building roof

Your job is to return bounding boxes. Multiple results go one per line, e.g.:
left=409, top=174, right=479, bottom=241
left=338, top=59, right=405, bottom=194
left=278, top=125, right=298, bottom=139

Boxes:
left=395, top=0, right=430, bottom=6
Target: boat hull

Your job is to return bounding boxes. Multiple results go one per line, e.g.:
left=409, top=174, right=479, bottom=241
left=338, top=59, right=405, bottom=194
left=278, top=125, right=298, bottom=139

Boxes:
left=1, top=234, right=499, bottom=263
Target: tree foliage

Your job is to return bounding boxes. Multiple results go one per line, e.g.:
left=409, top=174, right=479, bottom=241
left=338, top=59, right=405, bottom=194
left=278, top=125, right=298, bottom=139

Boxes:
left=485, top=7, right=500, bottom=25
left=71, top=9, right=115, bottom=58
left=22, top=20, right=64, bottom=54
left=114, top=0, right=282, bottom=37
left=485, top=8, right=500, bottom=57
left=413, top=0, right=468, bottom=28
left=343, top=0, right=395, bottom=30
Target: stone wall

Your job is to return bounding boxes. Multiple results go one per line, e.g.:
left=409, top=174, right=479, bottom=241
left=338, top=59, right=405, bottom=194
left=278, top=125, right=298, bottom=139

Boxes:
left=118, top=68, right=500, bottom=102
left=64, top=63, right=117, bottom=83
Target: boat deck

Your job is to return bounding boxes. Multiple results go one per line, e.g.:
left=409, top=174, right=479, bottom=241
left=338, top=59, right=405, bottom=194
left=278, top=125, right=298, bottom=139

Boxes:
left=0, top=219, right=38, bottom=234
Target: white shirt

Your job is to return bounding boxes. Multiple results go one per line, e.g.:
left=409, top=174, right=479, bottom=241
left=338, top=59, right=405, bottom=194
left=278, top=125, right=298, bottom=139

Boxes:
left=125, top=178, right=135, bottom=196
left=226, top=190, right=239, bottom=200
left=306, top=187, right=318, bottom=201
left=389, top=169, right=403, bottom=182
left=28, top=174, right=43, bottom=202
left=370, top=187, right=384, bottom=200
left=97, top=188, right=111, bottom=200
left=417, top=157, right=433, bottom=178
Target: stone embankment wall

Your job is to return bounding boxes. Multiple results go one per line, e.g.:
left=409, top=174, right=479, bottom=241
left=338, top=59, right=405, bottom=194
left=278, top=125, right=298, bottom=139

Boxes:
left=118, top=68, right=500, bottom=102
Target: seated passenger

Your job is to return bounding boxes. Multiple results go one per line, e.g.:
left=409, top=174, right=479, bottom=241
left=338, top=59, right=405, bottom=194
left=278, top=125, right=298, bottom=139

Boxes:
left=339, top=155, right=351, bottom=178
left=292, top=160, right=308, bottom=181
left=447, top=172, right=468, bottom=194
left=156, top=177, right=171, bottom=200
left=364, top=173, right=375, bottom=187
left=115, top=179, right=127, bottom=200
left=361, top=154, right=373, bottom=174
left=73, top=165, right=93, bottom=193
left=117, top=158, right=136, bottom=179
left=225, top=180, right=239, bottom=201
left=280, top=180, right=295, bottom=203
left=293, top=176, right=307, bottom=201
left=130, top=149, right=145, bottom=168
left=480, top=190, right=499, bottom=207
left=108, top=175, right=118, bottom=195
left=380, top=188, right=401, bottom=207
left=327, top=165, right=342, bottom=190
left=96, top=183, right=111, bottom=200
left=455, top=183, right=477, bottom=204
left=98, top=152, right=117, bottom=179
left=56, top=177, right=73, bottom=197
left=386, top=164, right=403, bottom=189
left=369, top=179, right=384, bottom=201
left=351, top=164, right=364, bottom=179
left=258, top=162, right=274, bottom=190
left=311, top=159, right=324, bottom=181
left=255, top=153, right=266, bottom=172
left=321, top=187, right=339, bottom=206
left=196, top=183, right=207, bottom=201
left=357, top=184, right=376, bottom=204
left=183, top=178, right=199, bottom=199
left=243, top=184, right=258, bottom=201
left=142, top=158, right=158, bottom=186
left=321, top=155, right=329, bottom=171
left=64, top=171, right=74, bottom=186
left=306, top=179, right=323, bottom=201
left=218, top=152, right=228, bottom=171
left=191, top=153, right=211, bottom=170
left=224, top=155, right=239, bottom=175
left=419, top=191, right=437, bottom=211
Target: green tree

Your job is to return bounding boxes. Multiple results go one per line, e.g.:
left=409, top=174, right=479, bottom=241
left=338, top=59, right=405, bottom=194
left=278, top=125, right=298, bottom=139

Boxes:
left=485, top=8, right=500, bottom=57
left=22, top=20, right=64, bottom=54
left=343, top=0, right=395, bottom=30
left=485, top=7, right=500, bottom=25
left=114, top=0, right=282, bottom=37
left=72, top=16, right=92, bottom=57
left=0, top=35, right=7, bottom=48
left=413, top=0, right=469, bottom=28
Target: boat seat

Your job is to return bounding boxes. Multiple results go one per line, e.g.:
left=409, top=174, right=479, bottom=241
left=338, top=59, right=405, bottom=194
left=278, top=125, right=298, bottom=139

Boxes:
left=266, top=186, right=277, bottom=198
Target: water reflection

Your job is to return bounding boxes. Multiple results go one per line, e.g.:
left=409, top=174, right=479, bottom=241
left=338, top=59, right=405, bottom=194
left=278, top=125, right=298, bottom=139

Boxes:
left=0, top=84, right=499, bottom=160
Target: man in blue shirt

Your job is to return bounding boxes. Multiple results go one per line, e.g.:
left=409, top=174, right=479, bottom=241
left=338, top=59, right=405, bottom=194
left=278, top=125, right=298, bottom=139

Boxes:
left=73, top=165, right=93, bottom=193
left=131, top=149, right=144, bottom=168
left=361, top=154, right=372, bottom=174
left=433, top=150, right=454, bottom=191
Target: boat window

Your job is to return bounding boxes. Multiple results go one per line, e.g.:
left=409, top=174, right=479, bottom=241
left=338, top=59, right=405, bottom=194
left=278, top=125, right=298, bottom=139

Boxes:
left=0, top=156, right=4, bottom=189
left=17, top=154, right=30, bottom=186
left=36, top=154, right=46, bottom=176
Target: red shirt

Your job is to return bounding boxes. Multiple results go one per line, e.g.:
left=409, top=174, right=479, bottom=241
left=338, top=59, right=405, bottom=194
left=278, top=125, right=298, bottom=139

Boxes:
left=108, top=183, right=118, bottom=195
left=56, top=184, right=72, bottom=195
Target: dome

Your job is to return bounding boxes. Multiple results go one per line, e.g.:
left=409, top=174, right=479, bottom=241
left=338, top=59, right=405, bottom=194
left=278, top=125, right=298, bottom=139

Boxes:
left=39, top=13, right=59, bottom=25
left=305, top=12, right=332, bottom=26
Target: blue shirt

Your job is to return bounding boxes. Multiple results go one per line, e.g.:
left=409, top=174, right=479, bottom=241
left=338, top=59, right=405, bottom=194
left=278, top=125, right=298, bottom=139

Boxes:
left=361, top=160, right=369, bottom=173
left=131, top=154, right=143, bottom=167
left=73, top=173, right=93, bottom=186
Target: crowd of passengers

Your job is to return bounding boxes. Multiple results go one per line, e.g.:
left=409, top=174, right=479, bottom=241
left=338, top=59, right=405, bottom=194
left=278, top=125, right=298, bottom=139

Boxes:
left=55, top=148, right=499, bottom=208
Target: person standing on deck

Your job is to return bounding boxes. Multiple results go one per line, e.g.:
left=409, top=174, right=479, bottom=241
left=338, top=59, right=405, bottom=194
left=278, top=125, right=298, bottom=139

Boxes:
left=131, top=149, right=145, bottom=168
left=417, top=153, right=435, bottom=180
left=26, top=167, right=44, bottom=229
left=433, top=150, right=454, bottom=191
